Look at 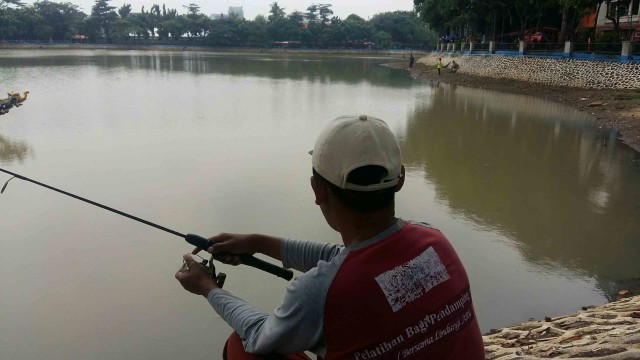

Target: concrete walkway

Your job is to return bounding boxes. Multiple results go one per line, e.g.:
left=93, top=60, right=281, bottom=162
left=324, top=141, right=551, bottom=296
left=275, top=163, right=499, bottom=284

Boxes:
left=483, top=296, right=640, bottom=359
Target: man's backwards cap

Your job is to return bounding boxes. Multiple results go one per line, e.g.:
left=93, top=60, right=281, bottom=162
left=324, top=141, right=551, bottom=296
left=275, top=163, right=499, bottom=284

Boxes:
left=311, top=115, right=402, bottom=191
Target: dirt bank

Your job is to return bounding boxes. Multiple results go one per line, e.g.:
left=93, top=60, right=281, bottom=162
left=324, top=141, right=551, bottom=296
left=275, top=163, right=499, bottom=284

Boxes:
left=386, top=61, right=640, bottom=153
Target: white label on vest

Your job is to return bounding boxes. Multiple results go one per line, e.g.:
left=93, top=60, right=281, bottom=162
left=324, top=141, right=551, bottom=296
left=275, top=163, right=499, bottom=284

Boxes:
left=375, top=247, right=450, bottom=312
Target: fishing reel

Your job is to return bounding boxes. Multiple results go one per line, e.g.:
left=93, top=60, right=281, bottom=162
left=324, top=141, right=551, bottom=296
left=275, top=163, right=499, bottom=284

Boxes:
left=201, top=255, right=227, bottom=288
left=183, top=255, right=227, bottom=288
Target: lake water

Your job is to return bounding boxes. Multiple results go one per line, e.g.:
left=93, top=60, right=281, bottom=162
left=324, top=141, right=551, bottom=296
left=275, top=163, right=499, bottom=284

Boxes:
left=1, top=49, right=639, bottom=360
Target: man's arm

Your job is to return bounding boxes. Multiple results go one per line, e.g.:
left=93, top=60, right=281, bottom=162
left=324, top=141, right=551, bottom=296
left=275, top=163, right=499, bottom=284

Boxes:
left=281, top=239, right=342, bottom=273
left=204, top=233, right=342, bottom=273
left=176, top=243, right=349, bottom=356
left=206, top=262, right=334, bottom=355
left=174, top=254, right=323, bottom=353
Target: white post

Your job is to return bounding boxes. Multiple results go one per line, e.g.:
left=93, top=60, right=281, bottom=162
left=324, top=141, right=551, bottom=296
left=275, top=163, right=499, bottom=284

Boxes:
left=519, top=40, right=526, bottom=54
left=564, top=41, right=574, bottom=57
left=622, top=41, right=631, bottom=59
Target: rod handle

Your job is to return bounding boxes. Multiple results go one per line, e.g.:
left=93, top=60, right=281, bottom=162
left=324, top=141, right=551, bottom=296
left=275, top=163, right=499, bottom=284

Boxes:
left=184, top=234, right=294, bottom=281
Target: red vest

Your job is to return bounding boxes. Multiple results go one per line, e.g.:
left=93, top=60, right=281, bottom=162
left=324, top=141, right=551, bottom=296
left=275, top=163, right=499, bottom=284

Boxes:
left=322, top=223, right=484, bottom=359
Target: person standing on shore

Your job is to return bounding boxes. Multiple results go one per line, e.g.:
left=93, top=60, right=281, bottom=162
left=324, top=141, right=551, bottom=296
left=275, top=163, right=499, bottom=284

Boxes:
left=437, top=58, right=443, bottom=75
left=175, top=115, right=485, bottom=359
left=409, top=53, right=415, bottom=68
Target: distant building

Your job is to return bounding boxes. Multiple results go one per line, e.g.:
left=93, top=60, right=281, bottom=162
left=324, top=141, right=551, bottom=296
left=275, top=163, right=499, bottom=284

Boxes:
left=589, top=0, right=640, bottom=41
left=228, top=6, right=244, bottom=19
left=210, top=6, right=244, bottom=20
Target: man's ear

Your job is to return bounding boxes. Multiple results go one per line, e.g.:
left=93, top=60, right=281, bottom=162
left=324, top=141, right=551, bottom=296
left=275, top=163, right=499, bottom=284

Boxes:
left=311, top=176, right=329, bottom=205
left=395, top=165, right=405, bottom=193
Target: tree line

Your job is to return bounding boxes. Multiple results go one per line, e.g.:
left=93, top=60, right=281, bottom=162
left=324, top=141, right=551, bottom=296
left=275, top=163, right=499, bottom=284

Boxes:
left=413, top=0, right=633, bottom=43
left=0, top=0, right=438, bottom=49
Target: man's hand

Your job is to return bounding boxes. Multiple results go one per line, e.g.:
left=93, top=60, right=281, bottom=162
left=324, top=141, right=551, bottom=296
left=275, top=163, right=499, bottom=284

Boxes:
left=190, top=233, right=257, bottom=265
left=190, top=233, right=284, bottom=265
left=208, top=233, right=257, bottom=265
left=175, top=254, right=217, bottom=296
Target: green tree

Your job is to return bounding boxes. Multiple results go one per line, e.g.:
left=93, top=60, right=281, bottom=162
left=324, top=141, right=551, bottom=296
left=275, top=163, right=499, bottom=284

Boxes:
left=340, top=14, right=375, bottom=45
left=267, top=2, right=286, bottom=22
left=140, top=4, right=161, bottom=38
left=414, top=0, right=571, bottom=43
left=157, top=6, right=180, bottom=40
left=267, top=2, right=287, bottom=40
left=127, top=12, right=149, bottom=39
left=317, top=3, right=333, bottom=23
left=239, top=15, right=269, bottom=46
left=88, top=0, right=118, bottom=41
left=0, top=8, right=20, bottom=39
left=305, top=4, right=333, bottom=24
left=323, top=15, right=344, bottom=45
left=374, top=30, right=392, bottom=48
left=10, top=6, right=37, bottom=39
left=118, top=3, right=131, bottom=18
left=207, top=18, right=242, bottom=45
left=32, top=1, right=85, bottom=41
left=288, top=10, right=305, bottom=24
left=510, top=0, right=552, bottom=39
left=301, top=20, right=322, bottom=45
left=286, top=11, right=305, bottom=40
left=414, top=0, right=454, bottom=36
left=305, top=4, right=318, bottom=22
left=183, top=3, right=211, bottom=37
left=371, top=11, right=433, bottom=48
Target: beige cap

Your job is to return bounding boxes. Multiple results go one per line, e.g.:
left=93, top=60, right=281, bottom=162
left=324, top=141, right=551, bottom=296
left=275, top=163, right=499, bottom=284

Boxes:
left=311, top=115, right=402, bottom=191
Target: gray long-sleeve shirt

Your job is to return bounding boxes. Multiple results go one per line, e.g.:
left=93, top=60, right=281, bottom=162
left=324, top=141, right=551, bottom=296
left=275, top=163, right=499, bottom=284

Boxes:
left=206, top=219, right=405, bottom=357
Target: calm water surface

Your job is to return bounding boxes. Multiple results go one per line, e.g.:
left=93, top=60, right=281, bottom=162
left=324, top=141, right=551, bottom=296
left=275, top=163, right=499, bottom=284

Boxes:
left=1, top=50, right=639, bottom=360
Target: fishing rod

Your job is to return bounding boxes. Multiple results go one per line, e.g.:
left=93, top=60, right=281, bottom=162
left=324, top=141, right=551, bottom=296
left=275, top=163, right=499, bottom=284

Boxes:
left=0, top=167, right=294, bottom=281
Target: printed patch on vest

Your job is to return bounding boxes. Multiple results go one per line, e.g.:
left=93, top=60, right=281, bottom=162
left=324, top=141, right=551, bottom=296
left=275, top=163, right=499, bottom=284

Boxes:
left=375, top=247, right=449, bottom=312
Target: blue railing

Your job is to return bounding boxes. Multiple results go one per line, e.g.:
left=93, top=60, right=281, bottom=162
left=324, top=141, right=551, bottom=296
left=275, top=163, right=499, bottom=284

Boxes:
left=434, top=41, right=638, bottom=62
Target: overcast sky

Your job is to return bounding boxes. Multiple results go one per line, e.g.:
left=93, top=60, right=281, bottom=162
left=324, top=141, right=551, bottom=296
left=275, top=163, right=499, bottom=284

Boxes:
left=38, top=0, right=415, bottom=20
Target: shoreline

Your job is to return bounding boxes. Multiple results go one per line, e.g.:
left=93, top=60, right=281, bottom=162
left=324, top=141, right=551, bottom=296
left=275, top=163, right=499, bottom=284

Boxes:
left=385, top=61, right=640, bottom=153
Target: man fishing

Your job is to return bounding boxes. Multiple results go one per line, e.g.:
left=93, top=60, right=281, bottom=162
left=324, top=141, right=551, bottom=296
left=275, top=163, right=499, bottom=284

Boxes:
left=175, top=115, right=485, bottom=359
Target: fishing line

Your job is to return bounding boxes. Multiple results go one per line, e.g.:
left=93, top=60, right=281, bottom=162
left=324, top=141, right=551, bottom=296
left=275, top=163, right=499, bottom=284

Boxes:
left=0, top=167, right=293, bottom=281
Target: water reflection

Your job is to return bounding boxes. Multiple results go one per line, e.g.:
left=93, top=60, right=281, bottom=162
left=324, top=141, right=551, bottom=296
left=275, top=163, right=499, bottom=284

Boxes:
left=402, top=82, right=640, bottom=298
left=0, top=132, right=32, bottom=164
left=0, top=50, right=407, bottom=87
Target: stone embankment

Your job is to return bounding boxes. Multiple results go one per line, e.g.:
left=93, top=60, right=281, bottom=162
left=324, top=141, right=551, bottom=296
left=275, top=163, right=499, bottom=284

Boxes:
left=483, top=295, right=640, bottom=359
left=417, top=53, right=640, bottom=89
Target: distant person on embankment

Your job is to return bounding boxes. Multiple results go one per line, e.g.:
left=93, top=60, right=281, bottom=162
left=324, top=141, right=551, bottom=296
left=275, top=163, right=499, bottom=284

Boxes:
left=437, top=58, right=443, bottom=75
